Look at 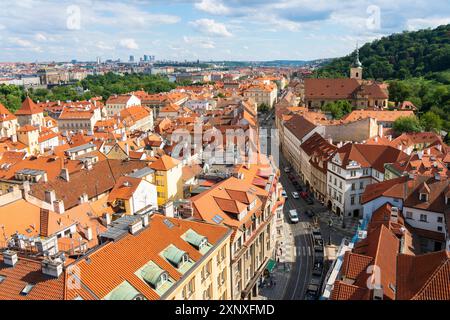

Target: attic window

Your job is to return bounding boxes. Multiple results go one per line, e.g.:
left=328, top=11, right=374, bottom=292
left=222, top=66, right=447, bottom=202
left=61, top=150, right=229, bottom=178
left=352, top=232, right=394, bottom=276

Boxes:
left=419, top=193, right=428, bottom=202
left=162, top=245, right=189, bottom=269
left=141, top=263, right=168, bottom=289
left=20, top=283, right=35, bottom=296
left=0, top=275, right=5, bottom=284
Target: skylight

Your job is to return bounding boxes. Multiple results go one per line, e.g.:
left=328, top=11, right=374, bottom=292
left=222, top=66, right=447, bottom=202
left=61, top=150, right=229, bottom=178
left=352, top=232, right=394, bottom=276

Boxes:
left=20, top=283, right=35, bottom=296
left=212, top=215, right=223, bottom=224
left=163, top=219, right=175, bottom=229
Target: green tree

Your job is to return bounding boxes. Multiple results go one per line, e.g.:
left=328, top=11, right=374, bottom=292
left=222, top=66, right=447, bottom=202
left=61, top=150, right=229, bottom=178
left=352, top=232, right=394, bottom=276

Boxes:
left=420, top=111, right=443, bottom=132
left=258, top=103, right=269, bottom=113
left=393, top=116, right=422, bottom=134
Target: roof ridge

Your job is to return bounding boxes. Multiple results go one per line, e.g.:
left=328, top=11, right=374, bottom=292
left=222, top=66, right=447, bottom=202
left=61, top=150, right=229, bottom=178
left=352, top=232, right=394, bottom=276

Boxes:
left=412, top=253, right=449, bottom=299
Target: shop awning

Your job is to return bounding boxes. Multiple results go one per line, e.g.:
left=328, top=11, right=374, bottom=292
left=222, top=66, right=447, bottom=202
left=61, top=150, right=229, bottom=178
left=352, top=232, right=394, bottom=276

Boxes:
left=265, top=259, right=277, bottom=273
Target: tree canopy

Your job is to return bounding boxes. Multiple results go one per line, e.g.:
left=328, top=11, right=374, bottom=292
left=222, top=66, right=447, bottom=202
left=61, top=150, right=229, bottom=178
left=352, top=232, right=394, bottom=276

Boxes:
left=315, top=24, right=450, bottom=132
left=0, top=72, right=176, bottom=113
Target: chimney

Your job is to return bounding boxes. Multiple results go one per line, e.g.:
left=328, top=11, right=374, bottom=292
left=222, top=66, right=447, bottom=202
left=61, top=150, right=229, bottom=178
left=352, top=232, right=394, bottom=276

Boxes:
left=373, top=287, right=384, bottom=300
left=129, top=219, right=143, bottom=235
left=53, top=199, right=65, bottom=214
left=41, top=257, right=64, bottom=278
left=60, top=168, right=70, bottom=182
left=22, top=181, right=31, bottom=196
left=2, top=250, right=18, bottom=267
left=84, top=227, right=93, bottom=241
left=142, top=213, right=149, bottom=227
left=78, top=193, right=89, bottom=204
left=103, top=213, right=112, bottom=226
left=378, top=124, right=383, bottom=138
left=85, top=161, right=93, bottom=170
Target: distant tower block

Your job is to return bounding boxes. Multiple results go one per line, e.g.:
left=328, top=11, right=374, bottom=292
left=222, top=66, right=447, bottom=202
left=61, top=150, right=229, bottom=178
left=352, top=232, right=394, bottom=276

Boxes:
left=350, top=43, right=363, bottom=80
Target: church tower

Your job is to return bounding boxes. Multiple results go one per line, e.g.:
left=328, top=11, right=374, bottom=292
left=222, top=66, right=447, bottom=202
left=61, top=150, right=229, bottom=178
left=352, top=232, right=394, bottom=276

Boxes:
left=350, top=43, right=363, bottom=80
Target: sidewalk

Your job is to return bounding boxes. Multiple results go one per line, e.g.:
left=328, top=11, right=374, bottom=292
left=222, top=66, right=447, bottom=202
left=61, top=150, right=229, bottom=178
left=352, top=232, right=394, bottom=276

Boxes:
left=255, top=219, right=296, bottom=300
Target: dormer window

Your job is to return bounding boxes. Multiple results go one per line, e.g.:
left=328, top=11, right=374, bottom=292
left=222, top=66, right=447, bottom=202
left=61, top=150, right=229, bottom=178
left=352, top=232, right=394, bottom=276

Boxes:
left=141, top=262, right=169, bottom=290
left=419, top=193, right=428, bottom=202
left=162, top=245, right=189, bottom=269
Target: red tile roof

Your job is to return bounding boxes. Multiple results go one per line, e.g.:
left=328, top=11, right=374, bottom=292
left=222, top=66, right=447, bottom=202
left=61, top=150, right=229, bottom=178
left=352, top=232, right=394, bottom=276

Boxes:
left=65, top=215, right=230, bottom=300
left=15, top=97, right=43, bottom=116
left=284, top=114, right=317, bottom=141
left=335, top=143, right=407, bottom=173
left=0, top=256, right=65, bottom=300
left=149, top=155, right=180, bottom=171
left=396, top=251, right=450, bottom=300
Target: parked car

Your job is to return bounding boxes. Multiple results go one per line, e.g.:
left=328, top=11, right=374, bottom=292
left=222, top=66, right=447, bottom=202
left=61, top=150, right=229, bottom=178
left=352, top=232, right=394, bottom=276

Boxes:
left=284, top=167, right=291, bottom=173
left=312, top=228, right=321, bottom=236
left=300, top=191, right=309, bottom=199
left=305, top=284, right=319, bottom=299
left=314, top=238, right=324, bottom=247
left=313, top=233, right=323, bottom=242
left=295, top=185, right=303, bottom=192
left=305, top=197, right=314, bottom=205
left=314, top=252, right=324, bottom=264
left=312, top=264, right=323, bottom=277
left=305, top=209, right=314, bottom=218
left=291, top=192, right=300, bottom=199
left=281, top=190, right=288, bottom=198
left=288, top=209, right=300, bottom=224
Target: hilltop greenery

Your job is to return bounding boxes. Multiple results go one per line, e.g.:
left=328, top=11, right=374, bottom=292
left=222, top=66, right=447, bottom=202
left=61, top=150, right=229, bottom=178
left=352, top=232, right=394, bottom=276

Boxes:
left=0, top=72, right=176, bottom=113
left=316, top=24, right=450, bottom=132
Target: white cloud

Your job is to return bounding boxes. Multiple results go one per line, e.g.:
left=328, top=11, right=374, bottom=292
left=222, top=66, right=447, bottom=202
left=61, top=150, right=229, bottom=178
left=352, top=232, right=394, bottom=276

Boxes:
left=119, top=38, right=139, bottom=50
left=34, top=33, right=47, bottom=42
left=96, top=41, right=115, bottom=51
left=183, top=36, right=216, bottom=49
left=406, top=17, right=450, bottom=31
left=9, top=37, right=33, bottom=47
left=190, top=18, right=232, bottom=37
left=195, top=0, right=230, bottom=15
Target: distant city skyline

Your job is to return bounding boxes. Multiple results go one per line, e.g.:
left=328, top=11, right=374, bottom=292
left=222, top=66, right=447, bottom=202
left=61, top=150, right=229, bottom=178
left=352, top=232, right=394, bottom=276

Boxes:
left=0, top=0, right=450, bottom=62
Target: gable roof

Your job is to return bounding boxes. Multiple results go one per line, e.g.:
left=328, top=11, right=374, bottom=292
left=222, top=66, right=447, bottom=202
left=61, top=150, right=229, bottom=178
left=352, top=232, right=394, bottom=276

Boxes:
left=0, top=256, right=65, bottom=300
left=149, top=155, right=180, bottom=171
left=335, top=143, right=407, bottom=172
left=108, top=176, right=142, bottom=202
left=65, top=215, right=230, bottom=300
left=284, top=114, right=317, bottom=141
left=396, top=250, right=450, bottom=300
left=30, top=159, right=148, bottom=210
left=0, top=103, right=17, bottom=122
left=15, top=97, right=43, bottom=116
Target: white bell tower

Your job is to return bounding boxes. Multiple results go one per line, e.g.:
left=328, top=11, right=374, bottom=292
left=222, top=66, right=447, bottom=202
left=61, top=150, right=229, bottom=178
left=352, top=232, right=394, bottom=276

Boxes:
left=350, top=43, right=363, bottom=80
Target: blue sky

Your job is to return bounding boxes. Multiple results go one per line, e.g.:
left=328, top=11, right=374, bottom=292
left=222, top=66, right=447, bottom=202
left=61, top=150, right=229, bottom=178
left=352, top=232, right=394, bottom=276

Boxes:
left=0, top=0, right=449, bottom=62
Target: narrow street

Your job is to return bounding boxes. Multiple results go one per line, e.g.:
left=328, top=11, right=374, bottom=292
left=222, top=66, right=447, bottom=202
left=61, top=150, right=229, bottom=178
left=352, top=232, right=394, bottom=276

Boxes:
left=259, top=110, right=349, bottom=300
